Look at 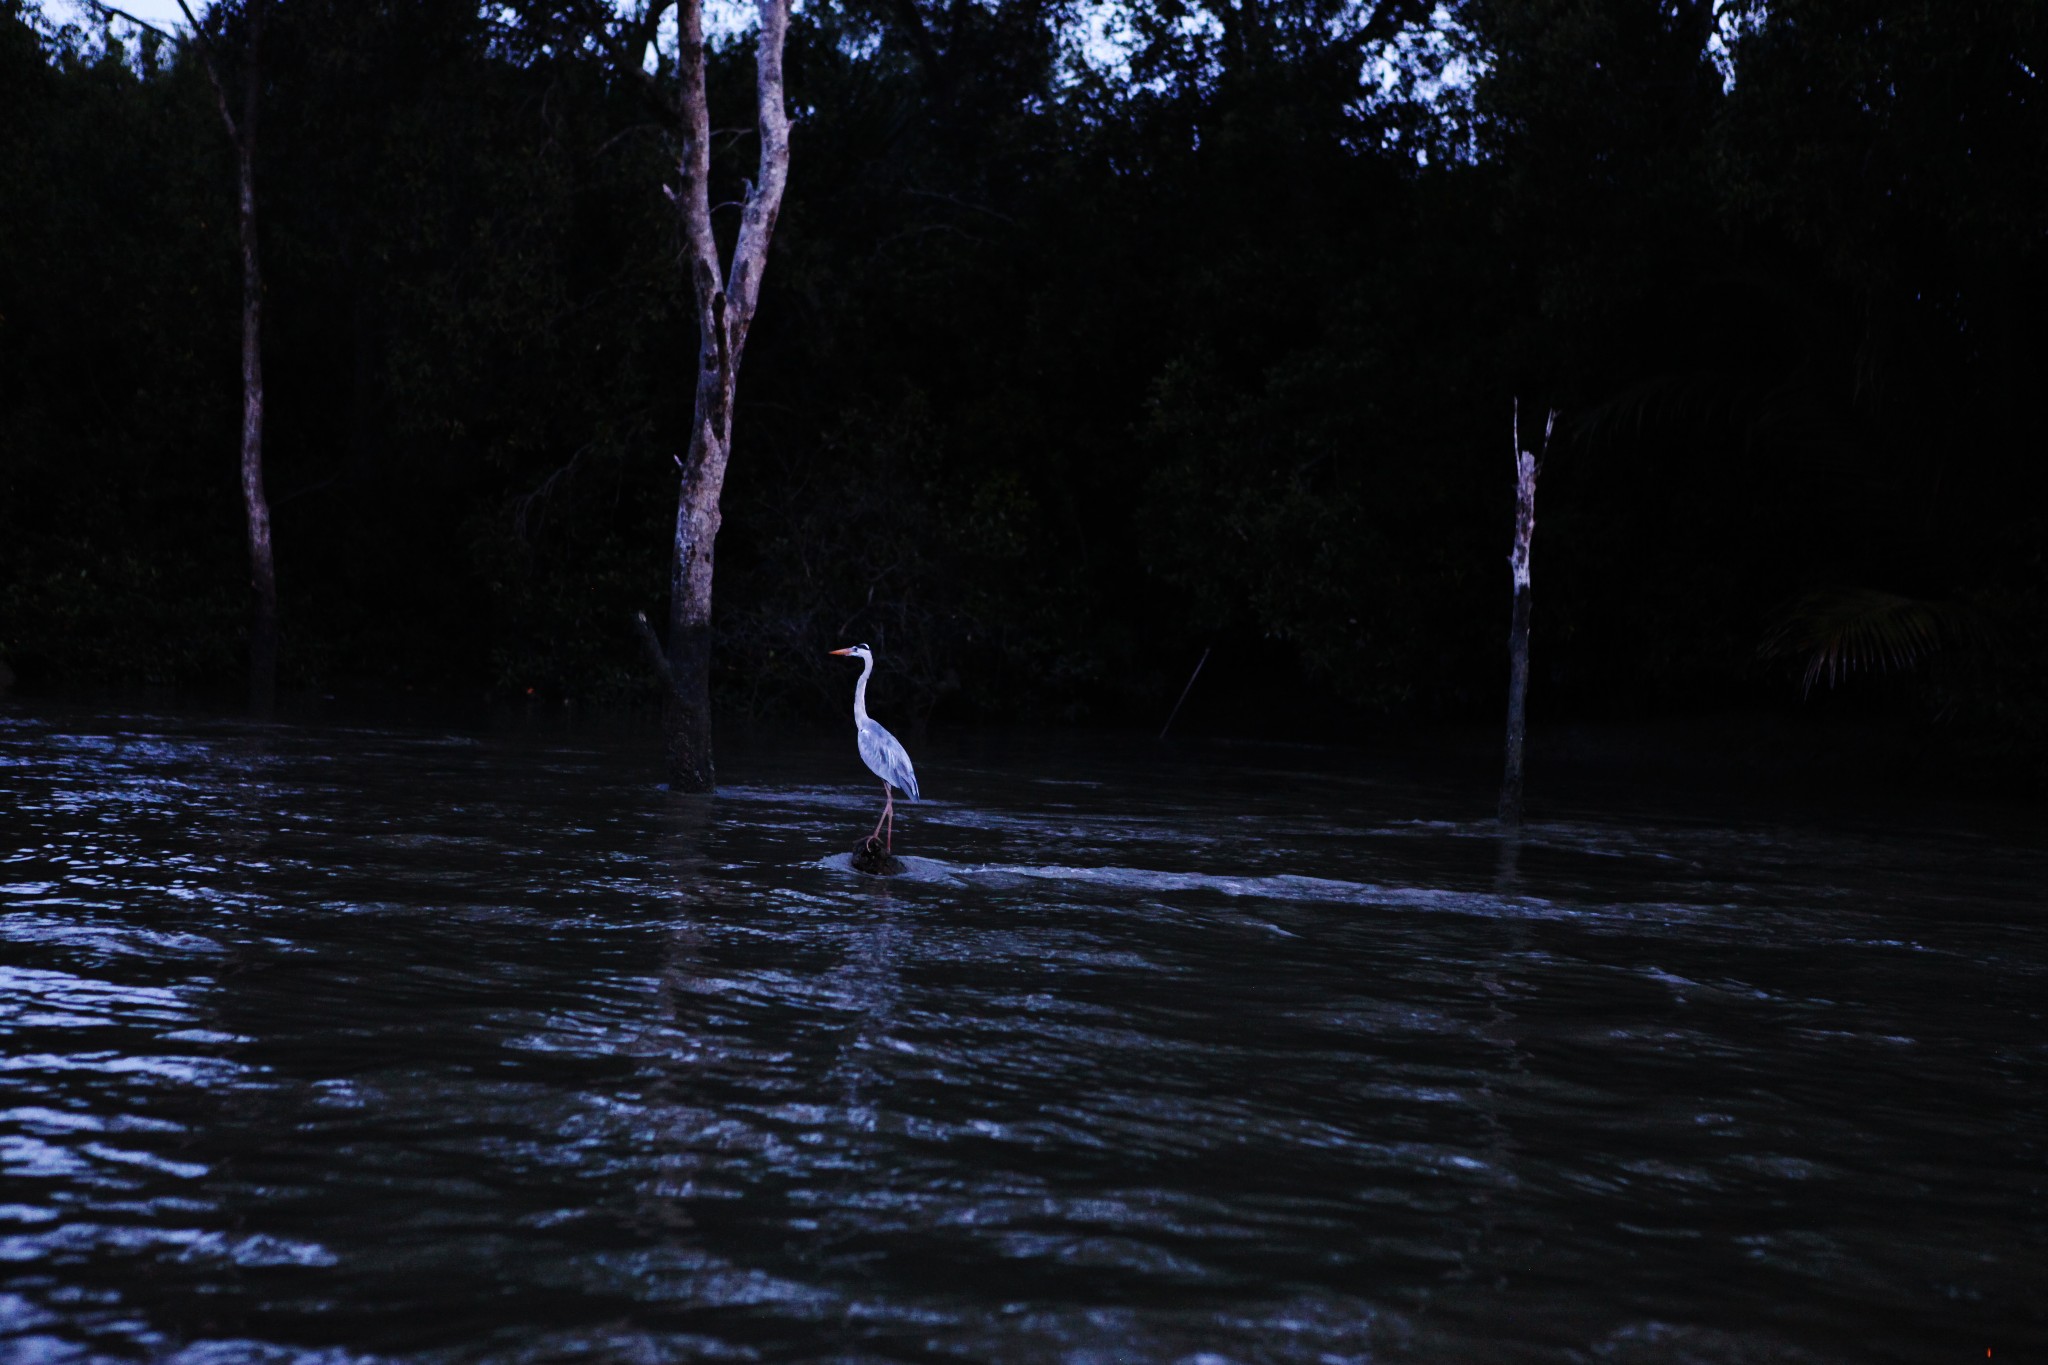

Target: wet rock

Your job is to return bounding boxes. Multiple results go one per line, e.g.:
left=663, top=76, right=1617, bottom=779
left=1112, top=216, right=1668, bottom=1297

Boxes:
left=851, top=835, right=904, bottom=877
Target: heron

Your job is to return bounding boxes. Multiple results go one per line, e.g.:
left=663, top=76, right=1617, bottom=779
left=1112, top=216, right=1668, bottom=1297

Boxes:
left=829, top=643, right=921, bottom=851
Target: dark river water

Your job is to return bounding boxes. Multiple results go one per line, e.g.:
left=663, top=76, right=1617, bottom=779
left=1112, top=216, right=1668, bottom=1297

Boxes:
left=0, top=705, right=2041, bottom=1363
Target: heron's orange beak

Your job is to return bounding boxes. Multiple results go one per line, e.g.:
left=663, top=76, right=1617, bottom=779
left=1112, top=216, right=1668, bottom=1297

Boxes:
left=828, top=647, right=853, bottom=656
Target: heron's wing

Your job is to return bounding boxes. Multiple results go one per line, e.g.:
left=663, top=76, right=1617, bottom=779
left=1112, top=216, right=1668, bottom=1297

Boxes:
left=859, top=721, right=920, bottom=801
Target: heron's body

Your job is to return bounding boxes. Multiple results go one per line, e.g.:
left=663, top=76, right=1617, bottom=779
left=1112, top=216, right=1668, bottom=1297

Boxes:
left=831, top=644, right=919, bottom=849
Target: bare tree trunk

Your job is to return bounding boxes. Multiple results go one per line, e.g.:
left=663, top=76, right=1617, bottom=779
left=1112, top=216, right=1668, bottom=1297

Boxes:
left=171, top=0, right=275, bottom=709
left=235, top=55, right=275, bottom=711
left=660, top=0, right=790, bottom=790
left=1500, top=583, right=1532, bottom=823
left=1500, top=400, right=1554, bottom=827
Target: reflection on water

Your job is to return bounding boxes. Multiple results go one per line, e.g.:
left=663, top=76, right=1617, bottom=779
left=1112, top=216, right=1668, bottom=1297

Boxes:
left=0, top=706, right=2042, bottom=1362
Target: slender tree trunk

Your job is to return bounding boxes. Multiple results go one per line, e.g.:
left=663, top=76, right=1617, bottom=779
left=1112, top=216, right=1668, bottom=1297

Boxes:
left=173, top=0, right=275, bottom=709
left=1500, top=583, right=1532, bottom=823
left=237, top=110, right=276, bottom=710
left=1500, top=401, right=1554, bottom=826
left=660, top=0, right=790, bottom=790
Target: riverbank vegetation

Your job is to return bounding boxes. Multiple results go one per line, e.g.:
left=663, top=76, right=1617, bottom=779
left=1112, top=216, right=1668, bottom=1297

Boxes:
left=2, top=0, right=2043, bottom=784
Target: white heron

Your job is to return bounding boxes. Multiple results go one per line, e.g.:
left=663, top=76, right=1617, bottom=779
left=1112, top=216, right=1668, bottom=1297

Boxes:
left=829, top=643, right=921, bottom=850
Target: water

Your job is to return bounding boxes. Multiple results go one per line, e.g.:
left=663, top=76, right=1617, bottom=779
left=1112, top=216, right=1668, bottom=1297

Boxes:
left=0, top=705, right=2041, bottom=1363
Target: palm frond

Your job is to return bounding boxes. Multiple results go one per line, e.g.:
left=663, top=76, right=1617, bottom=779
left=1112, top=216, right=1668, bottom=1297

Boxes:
left=1571, top=369, right=1743, bottom=452
left=1761, top=588, right=1985, bottom=696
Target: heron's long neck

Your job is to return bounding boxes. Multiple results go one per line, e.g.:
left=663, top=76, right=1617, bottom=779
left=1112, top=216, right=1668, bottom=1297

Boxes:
left=853, top=654, right=874, bottom=725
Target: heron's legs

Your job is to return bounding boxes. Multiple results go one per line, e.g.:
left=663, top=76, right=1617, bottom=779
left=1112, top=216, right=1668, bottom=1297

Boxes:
left=870, top=784, right=895, bottom=850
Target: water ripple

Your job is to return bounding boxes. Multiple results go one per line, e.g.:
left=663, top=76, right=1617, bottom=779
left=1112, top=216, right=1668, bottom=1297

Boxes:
left=0, top=709, right=2040, bottom=1362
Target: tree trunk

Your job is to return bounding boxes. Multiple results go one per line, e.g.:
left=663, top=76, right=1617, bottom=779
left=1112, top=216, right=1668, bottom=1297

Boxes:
left=660, top=0, right=790, bottom=791
left=1500, top=583, right=1532, bottom=824
left=664, top=425, right=726, bottom=789
left=1500, top=402, right=1553, bottom=826
left=173, top=0, right=275, bottom=710
left=237, top=125, right=276, bottom=711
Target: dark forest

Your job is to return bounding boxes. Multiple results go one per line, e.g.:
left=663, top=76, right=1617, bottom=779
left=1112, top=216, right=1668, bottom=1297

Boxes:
left=4, top=0, right=2044, bottom=782
left=4, top=8, right=2046, bottom=1355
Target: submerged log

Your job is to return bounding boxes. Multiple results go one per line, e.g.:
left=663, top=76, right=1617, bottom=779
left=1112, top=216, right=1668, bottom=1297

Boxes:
left=851, top=835, right=905, bottom=877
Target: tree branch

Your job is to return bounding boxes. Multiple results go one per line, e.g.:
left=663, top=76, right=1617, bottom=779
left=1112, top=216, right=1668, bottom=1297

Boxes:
left=634, top=610, right=677, bottom=686
left=82, top=0, right=172, bottom=40
left=725, top=0, right=791, bottom=352
left=520, top=0, right=679, bottom=129
left=674, top=0, right=722, bottom=350
left=168, top=0, right=241, bottom=147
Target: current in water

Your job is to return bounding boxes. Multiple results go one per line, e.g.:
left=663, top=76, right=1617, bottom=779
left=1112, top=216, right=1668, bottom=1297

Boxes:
left=0, top=706, right=2041, bottom=1361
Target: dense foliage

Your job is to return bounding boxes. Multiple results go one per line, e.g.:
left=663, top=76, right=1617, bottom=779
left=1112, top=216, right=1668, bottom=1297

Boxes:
left=3, top=0, right=2044, bottom=761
